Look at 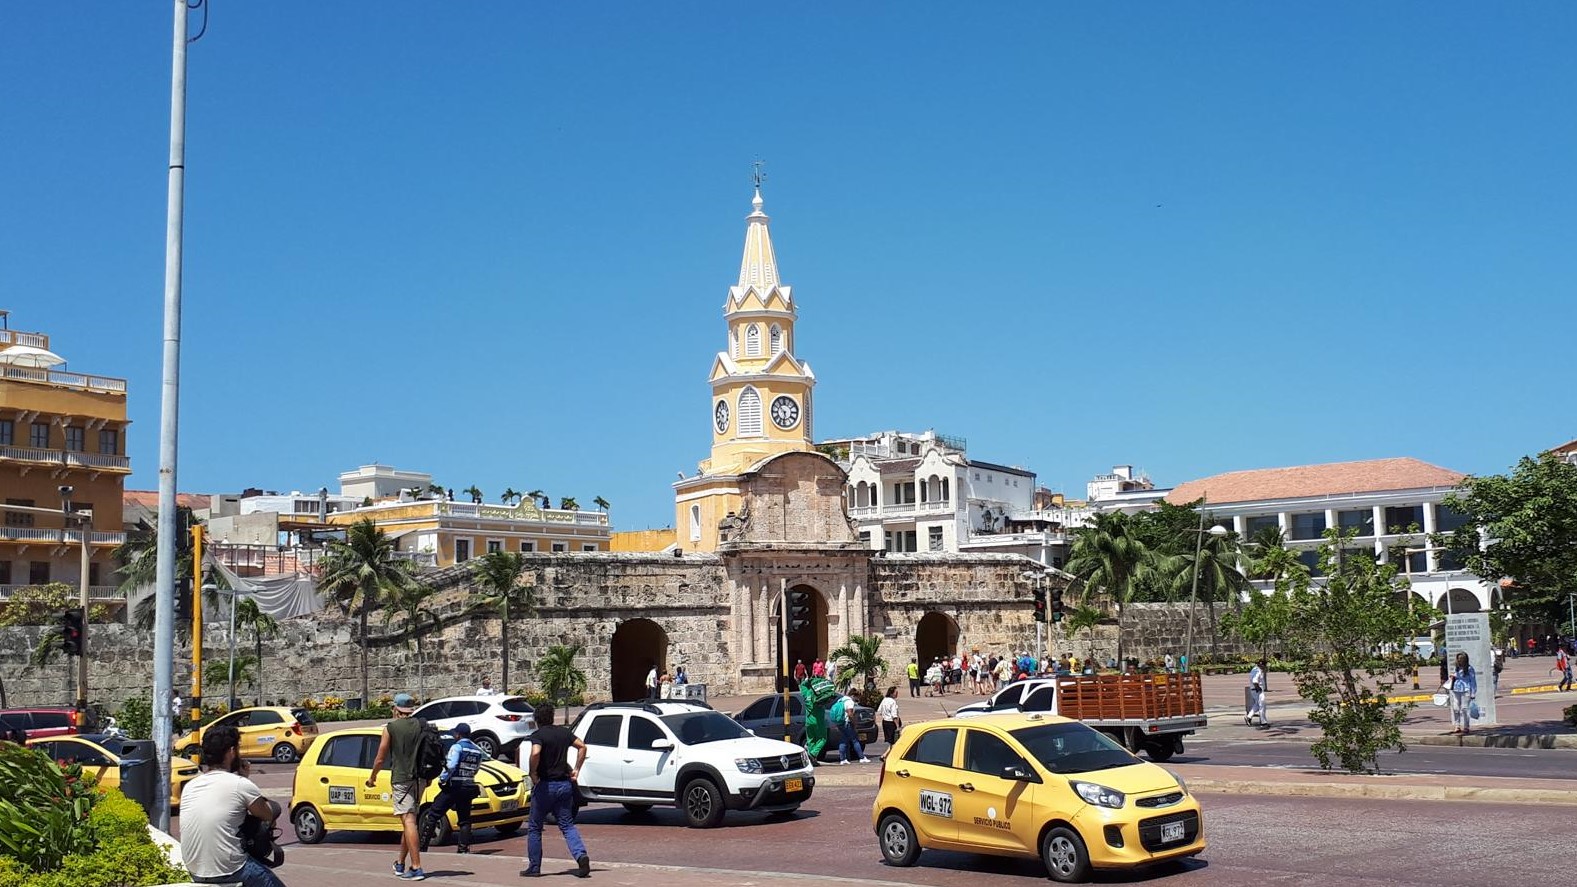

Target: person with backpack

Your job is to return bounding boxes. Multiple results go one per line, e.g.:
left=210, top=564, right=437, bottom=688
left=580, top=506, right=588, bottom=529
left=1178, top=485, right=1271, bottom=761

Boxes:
left=1558, top=643, right=1573, bottom=692
left=831, top=688, right=869, bottom=764
left=366, top=692, right=430, bottom=881
left=420, top=722, right=486, bottom=854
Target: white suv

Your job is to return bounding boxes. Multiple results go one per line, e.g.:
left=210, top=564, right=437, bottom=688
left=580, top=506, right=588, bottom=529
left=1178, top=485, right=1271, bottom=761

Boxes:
left=409, top=695, right=537, bottom=759
left=953, top=678, right=1059, bottom=719
left=568, top=701, right=814, bottom=828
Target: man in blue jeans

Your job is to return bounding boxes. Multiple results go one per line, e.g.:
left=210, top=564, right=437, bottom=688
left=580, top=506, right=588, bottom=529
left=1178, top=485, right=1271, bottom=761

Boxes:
left=522, top=703, right=591, bottom=878
left=831, top=689, right=869, bottom=764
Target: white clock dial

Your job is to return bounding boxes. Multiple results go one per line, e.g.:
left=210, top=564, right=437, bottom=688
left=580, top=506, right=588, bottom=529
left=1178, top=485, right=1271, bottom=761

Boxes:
left=770, top=395, right=800, bottom=430
left=714, top=399, right=730, bottom=434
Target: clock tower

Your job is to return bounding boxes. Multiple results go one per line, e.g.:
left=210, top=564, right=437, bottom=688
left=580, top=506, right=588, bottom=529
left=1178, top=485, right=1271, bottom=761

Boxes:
left=675, top=183, right=818, bottom=550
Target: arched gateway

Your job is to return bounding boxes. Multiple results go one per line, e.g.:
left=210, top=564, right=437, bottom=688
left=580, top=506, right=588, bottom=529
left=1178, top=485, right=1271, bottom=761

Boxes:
left=610, top=618, right=668, bottom=701
left=915, top=611, right=960, bottom=670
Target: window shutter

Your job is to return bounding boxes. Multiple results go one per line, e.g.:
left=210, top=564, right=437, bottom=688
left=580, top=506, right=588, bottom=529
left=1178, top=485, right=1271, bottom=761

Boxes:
left=738, top=387, right=763, bottom=435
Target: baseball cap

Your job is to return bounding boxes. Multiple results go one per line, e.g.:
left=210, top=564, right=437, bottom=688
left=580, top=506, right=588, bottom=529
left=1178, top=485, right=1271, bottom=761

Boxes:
left=392, top=692, right=416, bottom=714
left=452, top=722, right=471, bottom=736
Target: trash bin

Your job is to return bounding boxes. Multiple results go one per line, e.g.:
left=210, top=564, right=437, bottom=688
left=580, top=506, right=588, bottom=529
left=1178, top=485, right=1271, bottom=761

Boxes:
left=117, top=739, right=158, bottom=822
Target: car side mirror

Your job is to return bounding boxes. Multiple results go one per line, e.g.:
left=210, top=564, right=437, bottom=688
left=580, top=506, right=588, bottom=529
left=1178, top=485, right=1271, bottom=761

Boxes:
left=1001, top=765, right=1034, bottom=782
left=650, top=739, right=674, bottom=750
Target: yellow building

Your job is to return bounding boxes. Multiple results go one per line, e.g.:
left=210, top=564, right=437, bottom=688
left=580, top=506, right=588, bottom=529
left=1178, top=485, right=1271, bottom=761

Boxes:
left=0, top=315, right=130, bottom=599
left=327, top=497, right=611, bottom=568
left=674, top=186, right=818, bottom=551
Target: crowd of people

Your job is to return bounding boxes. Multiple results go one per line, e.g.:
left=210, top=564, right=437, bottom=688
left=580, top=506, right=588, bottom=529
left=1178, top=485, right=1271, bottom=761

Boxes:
left=901, top=649, right=1143, bottom=698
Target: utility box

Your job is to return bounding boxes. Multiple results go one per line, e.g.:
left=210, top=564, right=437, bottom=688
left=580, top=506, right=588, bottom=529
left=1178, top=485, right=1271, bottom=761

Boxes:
left=671, top=684, right=707, bottom=703
left=117, top=739, right=159, bottom=821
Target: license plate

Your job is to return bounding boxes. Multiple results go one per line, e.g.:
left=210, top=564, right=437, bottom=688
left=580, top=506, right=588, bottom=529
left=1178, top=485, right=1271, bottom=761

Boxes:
left=500, top=799, right=520, bottom=812
left=1160, top=821, right=1185, bottom=843
left=784, top=778, right=802, bottom=793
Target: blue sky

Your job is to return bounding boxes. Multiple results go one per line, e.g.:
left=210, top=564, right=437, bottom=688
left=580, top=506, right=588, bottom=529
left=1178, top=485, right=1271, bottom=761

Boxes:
left=4, top=4, right=1575, bottom=529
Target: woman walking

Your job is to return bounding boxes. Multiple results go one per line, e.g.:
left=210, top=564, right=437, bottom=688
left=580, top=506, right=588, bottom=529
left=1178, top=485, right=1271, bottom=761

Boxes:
left=877, top=686, right=902, bottom=746
left=1448, top=651, right=1477, bottom=736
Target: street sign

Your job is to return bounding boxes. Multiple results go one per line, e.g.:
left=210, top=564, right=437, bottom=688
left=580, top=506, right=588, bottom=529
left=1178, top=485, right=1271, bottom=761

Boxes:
left=1445, top=612, right=1496, bottom=726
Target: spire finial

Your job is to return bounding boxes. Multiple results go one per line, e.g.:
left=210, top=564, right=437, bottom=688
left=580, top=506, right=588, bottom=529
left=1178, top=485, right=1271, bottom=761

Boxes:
left=751, top=159, right=766, bottom=210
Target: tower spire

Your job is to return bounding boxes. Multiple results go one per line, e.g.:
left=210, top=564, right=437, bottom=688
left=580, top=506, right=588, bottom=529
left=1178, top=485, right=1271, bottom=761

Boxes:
left=738, top=163, right=778, bottom=289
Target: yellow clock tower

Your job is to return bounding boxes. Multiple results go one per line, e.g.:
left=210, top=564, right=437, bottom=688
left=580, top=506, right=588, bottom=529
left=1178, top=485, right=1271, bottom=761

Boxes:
left=675, top=183, right=817, bottom=550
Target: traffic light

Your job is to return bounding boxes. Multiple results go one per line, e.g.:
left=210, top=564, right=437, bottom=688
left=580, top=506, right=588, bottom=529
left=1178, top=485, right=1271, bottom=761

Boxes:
left=1032, top=585, right=1047, bottom=623
left=61, top=608, right=84, bottom=656
left=788, top=589, right=812, bottom=633
left=175, top=576, right=192, bottom=623
left=1050, top=587, right=1065, bottom=623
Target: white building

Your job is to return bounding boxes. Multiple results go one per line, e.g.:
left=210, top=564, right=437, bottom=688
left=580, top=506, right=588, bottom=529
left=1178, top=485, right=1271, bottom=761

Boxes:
left=822, top=430, right=1071, bottom=565
left=338, top=464, right=435, bottom=502
left=1167, top=457, right=1493, bottom=612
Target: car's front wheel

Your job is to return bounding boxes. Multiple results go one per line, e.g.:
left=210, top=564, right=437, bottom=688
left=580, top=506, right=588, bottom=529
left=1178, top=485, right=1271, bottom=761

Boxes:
left=680, top=778, right=725, bottom=828
left=1041, top=826, right=1092, bottom=883
left=272, top=742, right=299, bottom=764
left=877, top=813, right=920, bottom=866
left=292, top=806, right=325, bottom=844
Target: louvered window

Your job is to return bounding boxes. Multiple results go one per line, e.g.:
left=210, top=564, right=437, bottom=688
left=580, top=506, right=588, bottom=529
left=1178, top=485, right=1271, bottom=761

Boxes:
left=745, top=324, right=761, bottom=356
left=738, top=387, right=763, bottom=435
left=770, top=325, right=782, bottom=355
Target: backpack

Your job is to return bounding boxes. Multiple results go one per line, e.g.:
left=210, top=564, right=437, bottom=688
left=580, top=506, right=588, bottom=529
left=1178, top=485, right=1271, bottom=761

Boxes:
left=415, top=719, right=446, bottom=781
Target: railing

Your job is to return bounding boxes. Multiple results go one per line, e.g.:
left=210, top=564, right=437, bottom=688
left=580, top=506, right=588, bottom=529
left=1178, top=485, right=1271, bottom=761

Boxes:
left=0, top=444, right=131, bottom=471
left=915, top=499, right=954, bottom=514
left=0, top=330, right=49, bottom=348
left=0, top=584, right=121, bottom=600
left=0, top=365, right=126, bottom=394
left=0, top=526, right=126, bottom=545
left=438, top=501, right=608, bottom=526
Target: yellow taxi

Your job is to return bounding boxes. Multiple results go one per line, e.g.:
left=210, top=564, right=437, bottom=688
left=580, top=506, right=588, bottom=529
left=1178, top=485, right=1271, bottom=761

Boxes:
left=288, top=726, right=529, bottom=846
left=178, top=706, right=319, bottom=764
left=28, top=734, right=201, bottom=810
left=872, top=712, right=1204, bottom=882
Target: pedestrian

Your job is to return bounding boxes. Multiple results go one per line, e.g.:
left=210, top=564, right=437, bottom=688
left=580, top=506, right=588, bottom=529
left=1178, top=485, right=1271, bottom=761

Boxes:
left=1164, top=653, right=1176, bottom=674
left=366, top=692, right=427, bottom=881
left=925, top=659, right=943, bottom=696
left=831, top=688, right=869, bottom=764
left=659, top=672, right=673, bottom=700
left=1244, top=659, right=1269, bottom=727
left=521, top=703, right=591, bottom=879
left=826, top=657, right=840, bottom=688
left=420, top=722, right=484, bottom=854
left=905, top=658, right=920, bottom=697
left=1492, top=647, right=1505, bottom=692
left=172, top=694, right=185, bottom=731
left=811, top=658, right=825, bottom=678
left=994, top=655, right=1013, bottom=687
left=1558, top=643, right=1573, bottom=692
left=795, top=659, right=809, bottom=685
left=1438, top=652, right=1450, bottom=688
left=674, top=665, right=689, bottom=685
left=877, top=686, right=902, bottom=746
left=1448, top=652, right=1477, bottom=736
left=1178, top=653, right=1188, bottom=674
left=475, top=676, right=501, bottom=697
left=179, top=725, right=287, bottom=887
left=644, top=662, right=659, bottom=700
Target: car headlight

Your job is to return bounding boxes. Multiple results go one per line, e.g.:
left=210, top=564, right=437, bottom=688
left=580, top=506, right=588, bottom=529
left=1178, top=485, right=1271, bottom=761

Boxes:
left=1169, top=772, right=1189, bottom=796
left=734, top=758, right=763, bottom=774
left=1072, top=781, right=1126, bottom=809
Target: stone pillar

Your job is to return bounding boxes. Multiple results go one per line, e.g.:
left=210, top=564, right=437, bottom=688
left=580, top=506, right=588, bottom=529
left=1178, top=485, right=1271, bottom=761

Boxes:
left=740, top=579, right=755, bottom=664
left=755, top=582, right=771, bottom=666
left=837, top=582, right=850, bottom=650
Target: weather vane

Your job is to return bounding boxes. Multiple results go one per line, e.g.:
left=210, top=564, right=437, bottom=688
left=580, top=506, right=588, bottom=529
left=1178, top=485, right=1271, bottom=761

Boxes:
left=752, top=159, right=767, bottom=190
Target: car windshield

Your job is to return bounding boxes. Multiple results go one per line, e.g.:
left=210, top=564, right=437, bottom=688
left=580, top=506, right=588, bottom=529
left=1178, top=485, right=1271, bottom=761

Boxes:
left=661, top=712, right=750, bottom=745
left=501, top=697, right=533, bottom=713
left=1010, top=722, right=1139, bottom=775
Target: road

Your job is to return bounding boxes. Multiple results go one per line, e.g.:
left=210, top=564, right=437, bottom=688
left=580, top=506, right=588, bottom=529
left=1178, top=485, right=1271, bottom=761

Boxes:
left=1181, top=736, right=1577, bottom=780
left=223, top=784, right=1562, bottom=886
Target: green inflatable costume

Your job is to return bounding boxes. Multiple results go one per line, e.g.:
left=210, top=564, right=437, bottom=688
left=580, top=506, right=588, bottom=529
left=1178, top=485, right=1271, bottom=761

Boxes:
left=800, top=675, right=838, bottom=762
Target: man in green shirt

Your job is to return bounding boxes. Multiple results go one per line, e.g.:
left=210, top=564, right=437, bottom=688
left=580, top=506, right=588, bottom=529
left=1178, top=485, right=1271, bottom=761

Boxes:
left=906, top=658, right=921, bottom=697
left=367, top=692, right=427, bottom=881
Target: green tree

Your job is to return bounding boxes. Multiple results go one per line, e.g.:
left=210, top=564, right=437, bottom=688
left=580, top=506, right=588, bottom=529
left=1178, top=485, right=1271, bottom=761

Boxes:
left=1067, top=512, right=1155, bottom=664
left=830, top=634, right=889, bottom=691
left=559, top=496, right=579, bottom=511
left=118, top=515, right=223, bottom=639
left=526, top=490, right=546, bottom=510
left=1168, top=527, right=1250, bottom=654
left=462, top=486, right=484, bottom=504
left=385, top=581, right=442, bottom=701
left=1438, top=452, right=1577, bottom=625
left=1127, top=500, right=1212, bottom=602
left=318, top=519, right=416, bottom=706
left=470, top=551, right=534, bottom=691
left=1064, top=604, right=1104, bottom=650
left=501, top=487, right=521, bottom=506
left=1220, top=589, right=1295, bottom=661
left=1245, top=526, right=1308, bottom=584
left=535, top=644, right=588, bottom=702
left=1285, top=530, right=1432, bottom=773
left=592, top=496, right=610, bottom=512
left=203, top=652, right=260, bottom=702
left=234, top=597, right=281, bottom=707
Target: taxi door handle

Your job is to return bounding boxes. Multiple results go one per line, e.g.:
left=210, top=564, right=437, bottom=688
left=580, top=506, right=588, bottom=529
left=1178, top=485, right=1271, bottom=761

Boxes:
left=895, top=769, right=910, bottom=778
left=959, top=782, right=976, bottom=792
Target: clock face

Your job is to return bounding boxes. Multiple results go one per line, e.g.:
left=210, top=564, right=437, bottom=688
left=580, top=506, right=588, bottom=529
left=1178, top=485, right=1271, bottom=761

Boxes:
left=770, top=395, right=800, bottom=430
left=714, top=399, right=730, bottom=434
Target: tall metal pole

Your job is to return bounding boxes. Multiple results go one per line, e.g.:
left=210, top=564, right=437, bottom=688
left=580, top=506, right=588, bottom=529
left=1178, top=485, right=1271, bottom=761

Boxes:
left=77, top=511, right=90, bottom=712
left=151, top=0, right=189, bottom=832
left=1183, top=504, right=1208, bottom=667
left=190, top=524, right=204, bottom=719
left=227, top=591, right=237, bottom=709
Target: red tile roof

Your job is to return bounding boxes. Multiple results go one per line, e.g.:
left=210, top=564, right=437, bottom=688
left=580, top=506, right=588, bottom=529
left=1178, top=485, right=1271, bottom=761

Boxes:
left=123, top=490, right=212, bottom=510
left=1166, top=458, right=1464, bottom=506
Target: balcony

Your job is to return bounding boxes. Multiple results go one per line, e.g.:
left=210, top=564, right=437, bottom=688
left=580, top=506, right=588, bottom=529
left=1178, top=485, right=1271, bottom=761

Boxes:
left=0, top=584, right=121, bottom=601
left=0, top=365, right=126, bottom=395
left=0, top=526, right=126, bottom=545
left=438, top=501, right=609, bottom=526
left=0, top=330, right=49, bottom=349
left=0, top=444, right=131, bottom=472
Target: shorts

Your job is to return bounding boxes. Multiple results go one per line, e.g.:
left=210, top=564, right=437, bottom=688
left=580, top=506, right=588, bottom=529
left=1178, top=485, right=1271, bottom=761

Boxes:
left=392, top=780, right=426, bottom=815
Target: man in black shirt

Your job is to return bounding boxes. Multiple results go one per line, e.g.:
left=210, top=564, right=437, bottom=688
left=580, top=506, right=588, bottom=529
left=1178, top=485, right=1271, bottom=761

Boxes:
left=522, top=704, right=590, bottom=878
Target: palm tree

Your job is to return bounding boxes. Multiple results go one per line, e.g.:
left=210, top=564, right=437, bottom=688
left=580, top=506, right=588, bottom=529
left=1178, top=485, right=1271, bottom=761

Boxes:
left=526, top=490, right=545, bottom=510
left=501, top=488, right=521, bottom=507
left=1064, top=604, right=1104, bottom=650
left=318, top=519, right=416, bottom=706
left=830, top=634, right=888, bottom=691
left=385, top=581, right=442, bottom=701
left=462, top=486, right=484, bottom=505
left=234, top=597, right=280, bottom=707
left=535, top=644, right=588, bottom=703
left=1246, top=526, right=1307, bottom=584
left=470, top=551, right=534, bottom=691
left=203, top=653, right=260, bottom=703
left=1172, top=529, right=1251, bottom=654
left=427, top=484, right=446, bottom=498
left=592, top=496, right=610, bottom=513
left=559, top=496, right=579, bottom=512
left=1067, top=511, right=1155, bottom=665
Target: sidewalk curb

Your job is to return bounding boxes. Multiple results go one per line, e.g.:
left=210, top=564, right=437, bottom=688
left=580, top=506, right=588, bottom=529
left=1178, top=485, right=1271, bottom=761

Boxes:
left=1412, top=732, right=1577, bottom=749
left=1187, top=777, right=1577, bottom=806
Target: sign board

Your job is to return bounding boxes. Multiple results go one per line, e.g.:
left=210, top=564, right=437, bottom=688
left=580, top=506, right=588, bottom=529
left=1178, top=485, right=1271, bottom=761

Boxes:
left=1444, top=612, right=1495, bottom=726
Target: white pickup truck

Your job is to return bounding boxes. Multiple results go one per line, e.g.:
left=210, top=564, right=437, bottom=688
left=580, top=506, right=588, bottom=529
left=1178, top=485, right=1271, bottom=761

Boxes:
left=954, top=673, right=1208, bottom=762
left=566, top=700, right=815, bottom=828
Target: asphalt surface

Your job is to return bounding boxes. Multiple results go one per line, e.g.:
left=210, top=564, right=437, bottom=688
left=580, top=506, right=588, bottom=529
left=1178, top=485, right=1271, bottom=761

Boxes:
left=1181, top=736, right=1577, bottom=780
left=226, top=786, right=1565, bottom=886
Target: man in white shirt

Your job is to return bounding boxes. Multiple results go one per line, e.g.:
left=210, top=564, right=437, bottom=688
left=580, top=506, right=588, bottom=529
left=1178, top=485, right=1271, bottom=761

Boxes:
left=179, top=725, right=286, bottom=886
left=645, top=664, right=659, bottom=700
left=1245, top=659, right=1269, bottom=727
left=475, top=677, right=501, bottom=697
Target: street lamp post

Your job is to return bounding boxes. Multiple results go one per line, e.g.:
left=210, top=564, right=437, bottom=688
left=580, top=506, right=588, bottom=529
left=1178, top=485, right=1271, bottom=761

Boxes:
left=58, top=487, right=90, bottom=711
left=1183, top=519, right=1230, bottom=668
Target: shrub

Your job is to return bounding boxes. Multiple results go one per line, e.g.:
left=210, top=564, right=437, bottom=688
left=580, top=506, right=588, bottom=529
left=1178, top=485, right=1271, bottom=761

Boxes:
left=0, top=744, right=93, bottom=872
left=519, top=692, right=584, bottom=708
left=115, top=696, right=153, bottom=741
left=19, top=835, right=185, bottom=887
left=1564, top=703, right=1577, bottom=727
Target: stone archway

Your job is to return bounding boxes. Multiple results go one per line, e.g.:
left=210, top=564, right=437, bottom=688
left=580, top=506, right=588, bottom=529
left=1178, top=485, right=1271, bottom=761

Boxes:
left=784, top=584, right=829, bottom=671
left=915, top=611, right=960, bottom=671
left=1440, top=588, right=1482, bottom=614
left=610, top=618, right=668, bottom=701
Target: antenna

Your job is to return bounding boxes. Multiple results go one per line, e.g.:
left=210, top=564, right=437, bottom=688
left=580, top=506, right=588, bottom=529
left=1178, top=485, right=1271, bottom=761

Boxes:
left=752, top=159, right=767, bottom=190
